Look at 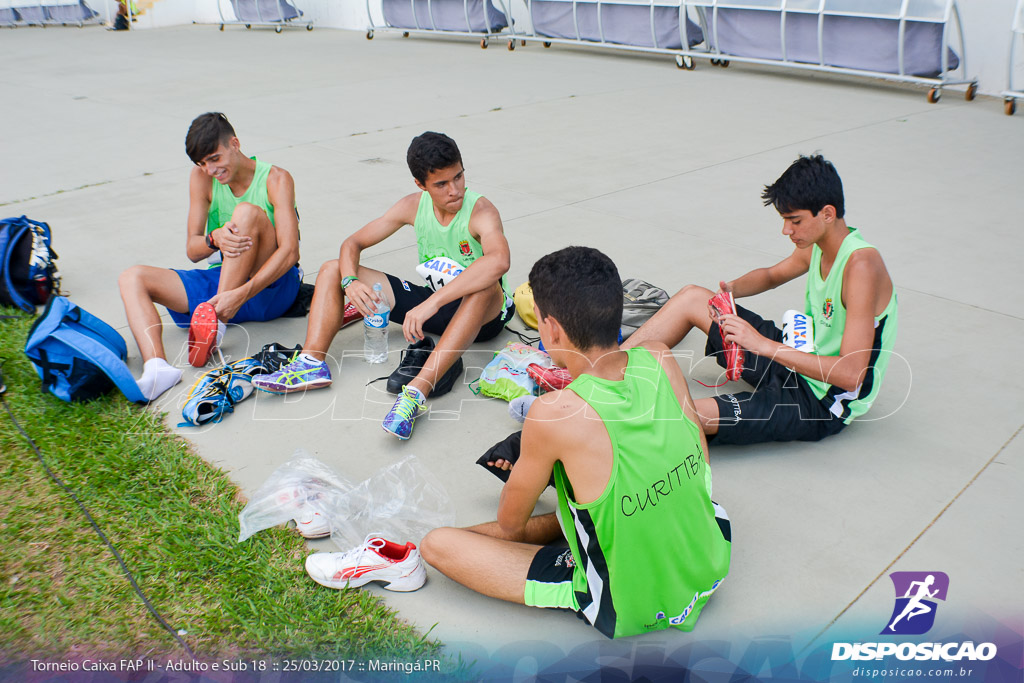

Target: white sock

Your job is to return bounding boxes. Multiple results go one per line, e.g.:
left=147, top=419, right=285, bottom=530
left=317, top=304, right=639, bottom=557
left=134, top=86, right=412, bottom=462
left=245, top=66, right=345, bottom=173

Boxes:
left=300, top=353, right=322, bottom=365
left=216, top=321, right=226, bottom=347
left=509, top=395, right=537, bottom=423
left=137, top=358, right=182, bottom=401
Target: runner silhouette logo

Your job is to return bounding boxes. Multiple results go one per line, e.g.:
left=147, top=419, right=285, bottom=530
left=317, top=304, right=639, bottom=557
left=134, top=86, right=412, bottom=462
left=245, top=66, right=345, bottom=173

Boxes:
left=882, top=571, right=949, bottom=635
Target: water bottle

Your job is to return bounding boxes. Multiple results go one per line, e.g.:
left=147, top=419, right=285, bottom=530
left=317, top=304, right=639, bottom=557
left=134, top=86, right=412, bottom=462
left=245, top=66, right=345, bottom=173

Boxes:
left=363, top=283, right=390, bottom=364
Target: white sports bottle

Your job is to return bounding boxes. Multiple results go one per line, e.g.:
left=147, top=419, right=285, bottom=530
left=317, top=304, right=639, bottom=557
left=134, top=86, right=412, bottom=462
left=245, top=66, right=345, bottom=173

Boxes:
left=363, top=283, right=390, bottom=364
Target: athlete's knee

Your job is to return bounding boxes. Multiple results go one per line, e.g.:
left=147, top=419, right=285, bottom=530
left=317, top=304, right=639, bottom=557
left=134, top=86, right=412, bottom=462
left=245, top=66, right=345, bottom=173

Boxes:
left=229, top=202, right=270, bottom=234
left=118, top=265, right=149, bottom=296
left=419, top=527, right=456, bottom=567
left=314, top=259, right=340, bottom=285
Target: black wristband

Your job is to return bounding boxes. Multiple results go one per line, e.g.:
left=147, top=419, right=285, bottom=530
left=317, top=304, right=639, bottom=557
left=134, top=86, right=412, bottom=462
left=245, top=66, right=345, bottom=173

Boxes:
left=206, top=232, right=216, bottom=250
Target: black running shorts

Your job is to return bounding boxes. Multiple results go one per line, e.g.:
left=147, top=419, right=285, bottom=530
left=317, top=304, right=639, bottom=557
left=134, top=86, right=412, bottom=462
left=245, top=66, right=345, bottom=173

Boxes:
left=385, top=274, right=512, bottom=343
left=705, top=304, right=846, bottom=444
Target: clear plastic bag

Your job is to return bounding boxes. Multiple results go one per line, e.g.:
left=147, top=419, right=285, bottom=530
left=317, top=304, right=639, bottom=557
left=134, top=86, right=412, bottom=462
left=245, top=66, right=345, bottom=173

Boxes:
left=237, top=451, right=455, bottom=547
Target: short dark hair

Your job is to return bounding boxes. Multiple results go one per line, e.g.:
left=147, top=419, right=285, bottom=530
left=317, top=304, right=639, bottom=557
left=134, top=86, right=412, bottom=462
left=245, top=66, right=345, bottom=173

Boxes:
left=407, top=132, right=463, bottom=184
left=762, top=154, right=845, bottom=218
left=529, top=246, right=622, bottom=352
left=185, top=112, right=236, bottom=165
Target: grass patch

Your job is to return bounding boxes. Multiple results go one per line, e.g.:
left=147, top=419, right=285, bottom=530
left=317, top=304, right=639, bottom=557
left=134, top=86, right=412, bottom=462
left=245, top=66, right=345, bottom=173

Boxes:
left=0, top=309, right=464, bottom=674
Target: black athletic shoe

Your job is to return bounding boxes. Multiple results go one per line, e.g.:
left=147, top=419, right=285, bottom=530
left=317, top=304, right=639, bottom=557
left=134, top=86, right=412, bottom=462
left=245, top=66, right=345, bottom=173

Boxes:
left=386, top=337, right=463, bottom=397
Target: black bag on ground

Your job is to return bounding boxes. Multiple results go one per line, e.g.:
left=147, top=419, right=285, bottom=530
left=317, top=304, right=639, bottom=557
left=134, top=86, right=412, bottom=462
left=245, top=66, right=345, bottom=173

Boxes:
left=0, top=216, right=60, bottom=312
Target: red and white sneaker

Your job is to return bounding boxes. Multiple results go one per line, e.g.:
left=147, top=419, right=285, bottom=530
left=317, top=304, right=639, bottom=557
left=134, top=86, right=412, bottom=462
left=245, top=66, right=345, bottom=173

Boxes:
left=305, top=536, right=426, bottom=592
left=708, top=291, right=745, bottom=382
left=275, top=487, right=331, bottom=539
left=340, top=302, right=363, bottom=329
left=188, top=302, right=220, bottom=367
left=527, top=363, right=573, bottom=392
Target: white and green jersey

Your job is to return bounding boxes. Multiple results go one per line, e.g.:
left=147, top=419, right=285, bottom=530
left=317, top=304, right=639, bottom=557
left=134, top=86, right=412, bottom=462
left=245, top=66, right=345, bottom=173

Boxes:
left=802, top=227, right=898, bottom=423
left=552, top=347, right=732, bottom=639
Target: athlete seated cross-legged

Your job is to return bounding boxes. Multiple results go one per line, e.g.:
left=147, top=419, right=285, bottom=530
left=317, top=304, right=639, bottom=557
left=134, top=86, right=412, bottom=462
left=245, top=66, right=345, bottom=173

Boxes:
left=253, top=132, right=513, bottom=441
left=623, top=154, right=898, bottom=445
left=420, top=246, right=732, bottom=639
left=117, top=112, right=302, bottom=401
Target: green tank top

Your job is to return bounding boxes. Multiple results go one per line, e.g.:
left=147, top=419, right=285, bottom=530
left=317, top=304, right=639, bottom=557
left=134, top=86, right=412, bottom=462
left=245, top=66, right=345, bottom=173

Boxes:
left=414, top=189, right=510, bottom=300
left=206, top=158, right=275, bottom=235
left=803, top=227, right=898, bottom=423
left=557, top=347, right=732, bottom=639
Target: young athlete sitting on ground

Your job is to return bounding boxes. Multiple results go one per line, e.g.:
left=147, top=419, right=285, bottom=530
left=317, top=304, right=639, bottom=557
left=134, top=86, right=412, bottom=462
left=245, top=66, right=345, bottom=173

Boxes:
left=420, top=246, right=732, bottom=639
left=254, top=132, right=512, bottom=441
left=623, top=154, right=898, bottom=444
left=118, top=112, right=302, bottom=400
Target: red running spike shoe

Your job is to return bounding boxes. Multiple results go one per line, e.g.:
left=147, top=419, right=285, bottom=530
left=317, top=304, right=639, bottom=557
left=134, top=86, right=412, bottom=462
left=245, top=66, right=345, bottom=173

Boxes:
left=708, top=291, right=745, bottom=382
left=528, top=363, right=573, bottom=392
left=188, top=302, right=219, bottom=367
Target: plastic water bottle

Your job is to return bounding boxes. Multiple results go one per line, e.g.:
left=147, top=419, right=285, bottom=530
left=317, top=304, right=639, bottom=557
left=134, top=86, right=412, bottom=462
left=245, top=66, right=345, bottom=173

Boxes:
left=363, top=283, right=390, bottom=364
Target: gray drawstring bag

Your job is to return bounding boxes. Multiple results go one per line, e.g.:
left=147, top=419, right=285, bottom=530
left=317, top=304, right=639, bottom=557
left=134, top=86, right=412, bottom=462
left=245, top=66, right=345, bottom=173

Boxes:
left=621, top=278, right=670, bottom=340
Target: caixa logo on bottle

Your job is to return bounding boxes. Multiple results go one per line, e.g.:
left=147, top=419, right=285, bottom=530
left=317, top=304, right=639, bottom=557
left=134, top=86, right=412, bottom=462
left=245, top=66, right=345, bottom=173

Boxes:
left=366, top=312, right=388, bottom=328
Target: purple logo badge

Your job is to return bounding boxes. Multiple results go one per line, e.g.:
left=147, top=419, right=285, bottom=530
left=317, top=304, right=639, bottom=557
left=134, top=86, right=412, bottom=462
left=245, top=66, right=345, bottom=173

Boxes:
left=881, top=571, right=949, bottom=635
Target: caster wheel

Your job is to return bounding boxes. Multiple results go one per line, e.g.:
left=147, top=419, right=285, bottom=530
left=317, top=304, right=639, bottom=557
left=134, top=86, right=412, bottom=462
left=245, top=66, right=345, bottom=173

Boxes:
left=366, top=29, right=373, bottom=39
left=245, top=23, right=250, bottom=28
left=507, top=38, right=515, bottom=51
left=543, top=41, right=551, bottom=48
left=275, top=25, right=282, bottom=33
left=521, top=39, right=526, bottom=46
left=675, top=54, right=694, bottom=70
left=710, top=58, right=719, bottom=66
left=402, top=31, right=409, bottom=37
left=719, top=59, right=730, bottom=67
left=1006, top=98, right=1017, bottom=116
left=219, top=23, right=224, bottom=30
left=965, top=82, right=977, bottom=101
left=306, top=23, right=312, bottom=30
left=927, top=88, right=940, bottom=103
left=480, top=37, right=488, bottom=48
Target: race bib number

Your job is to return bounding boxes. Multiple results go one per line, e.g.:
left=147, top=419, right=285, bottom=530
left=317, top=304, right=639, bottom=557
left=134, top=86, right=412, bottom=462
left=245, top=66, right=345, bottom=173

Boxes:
left=416, top=256, right=465, bottom=291
left=781, top=310, right=814, bottom=352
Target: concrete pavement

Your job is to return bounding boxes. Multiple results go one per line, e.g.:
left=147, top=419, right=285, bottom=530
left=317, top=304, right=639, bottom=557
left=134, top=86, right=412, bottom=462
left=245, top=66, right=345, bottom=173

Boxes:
left=2, top=24, right=1022, bottom=674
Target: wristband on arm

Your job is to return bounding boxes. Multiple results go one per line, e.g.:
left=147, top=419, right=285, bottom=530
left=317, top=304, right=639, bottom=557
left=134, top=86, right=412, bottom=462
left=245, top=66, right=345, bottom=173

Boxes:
left=341, top=276, right=358, bottom=289
left=205, top=231, right=217, bottom=250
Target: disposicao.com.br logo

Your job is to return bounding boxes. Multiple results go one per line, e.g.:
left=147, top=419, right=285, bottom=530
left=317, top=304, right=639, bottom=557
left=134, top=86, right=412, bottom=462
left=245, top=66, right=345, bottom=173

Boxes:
left=832, top=571, right=998, bottom=663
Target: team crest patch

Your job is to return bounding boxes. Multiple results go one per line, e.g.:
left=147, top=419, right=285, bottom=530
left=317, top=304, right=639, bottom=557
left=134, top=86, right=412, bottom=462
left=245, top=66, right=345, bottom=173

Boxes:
left=822, top=297, right=834, bottom=321
left=458, top=240, right=472, bottom=257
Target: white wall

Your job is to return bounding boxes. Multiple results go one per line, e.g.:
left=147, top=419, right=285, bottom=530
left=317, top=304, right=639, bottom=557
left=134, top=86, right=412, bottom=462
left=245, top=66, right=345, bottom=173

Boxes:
left=131, top=0, right=1022, bottom=96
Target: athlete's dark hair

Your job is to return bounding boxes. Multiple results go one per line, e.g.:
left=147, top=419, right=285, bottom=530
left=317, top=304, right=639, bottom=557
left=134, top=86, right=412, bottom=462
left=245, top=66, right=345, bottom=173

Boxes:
left=185, top=112, right=236, bottom=165
left=529, top=246, right=622, bottom=352
left=762, top=154, right=845, bottom=219
left=407, top=132, right=463, bottom=184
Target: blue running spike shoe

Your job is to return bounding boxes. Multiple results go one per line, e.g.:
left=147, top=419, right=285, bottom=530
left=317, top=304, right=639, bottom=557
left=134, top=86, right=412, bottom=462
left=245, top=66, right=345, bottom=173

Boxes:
left=180, top=360, right=258, bottom=427
left=252, top=353, right=332, bottom=394
left=382, top=386, right=427, bottom=440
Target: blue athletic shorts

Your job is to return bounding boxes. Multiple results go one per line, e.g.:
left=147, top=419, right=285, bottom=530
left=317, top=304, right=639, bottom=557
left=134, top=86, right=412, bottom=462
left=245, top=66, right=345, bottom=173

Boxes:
left=166, top=265, right=301, bottom=328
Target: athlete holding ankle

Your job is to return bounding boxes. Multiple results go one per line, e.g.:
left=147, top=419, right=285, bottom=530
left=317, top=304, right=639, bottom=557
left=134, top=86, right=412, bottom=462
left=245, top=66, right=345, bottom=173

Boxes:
left=117, top=112, right=301, bottom=401
left=254, top=132, right=512, bottom=441
left=623, top=155, right=898, bottom=444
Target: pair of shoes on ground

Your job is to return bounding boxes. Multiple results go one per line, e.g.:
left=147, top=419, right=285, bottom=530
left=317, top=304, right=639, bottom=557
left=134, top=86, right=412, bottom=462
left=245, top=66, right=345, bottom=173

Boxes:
left=180, top=342, right=302, bottom=427
left=305, top=535, right=426, bottom=593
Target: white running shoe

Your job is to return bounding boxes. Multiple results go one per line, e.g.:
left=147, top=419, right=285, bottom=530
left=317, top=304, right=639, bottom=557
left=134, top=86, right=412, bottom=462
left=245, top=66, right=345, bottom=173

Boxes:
left=305, top=535, right=426, bottom=592
left=276, top=487, right=332, bottom=539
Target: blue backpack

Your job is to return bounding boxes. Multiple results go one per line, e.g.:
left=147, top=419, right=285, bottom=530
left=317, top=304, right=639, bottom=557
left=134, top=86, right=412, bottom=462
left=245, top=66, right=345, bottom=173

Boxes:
left=24, top=296, right=145, bottom=403
left=0, top=216, right=60, bottom=312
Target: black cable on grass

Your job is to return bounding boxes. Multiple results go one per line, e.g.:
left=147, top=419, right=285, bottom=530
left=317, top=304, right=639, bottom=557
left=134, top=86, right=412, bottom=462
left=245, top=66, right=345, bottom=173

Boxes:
left=0, top=367, right=197, bottom=661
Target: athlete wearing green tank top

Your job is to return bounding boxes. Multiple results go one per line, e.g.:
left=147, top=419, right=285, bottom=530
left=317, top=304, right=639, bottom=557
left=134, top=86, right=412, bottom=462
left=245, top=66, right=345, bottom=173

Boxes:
left=252, top=131, right=512, bottom=441
left=624, top=155, right=898, bottom=444
left=421, top=247, right=732, bottom=639
left=118, top=112, right=301, bottom=401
